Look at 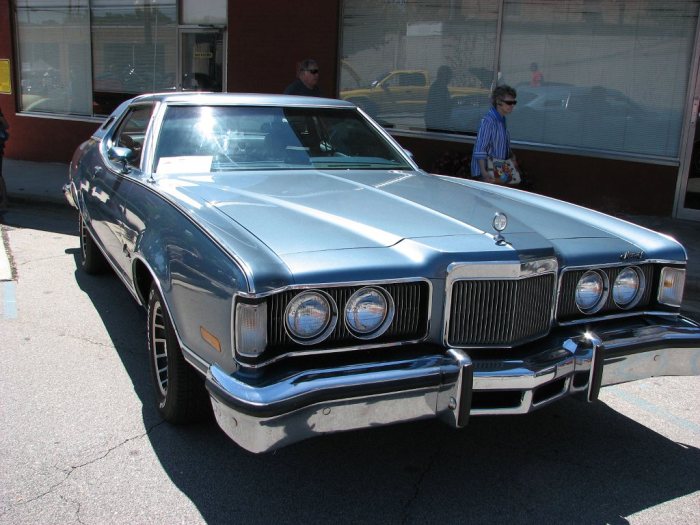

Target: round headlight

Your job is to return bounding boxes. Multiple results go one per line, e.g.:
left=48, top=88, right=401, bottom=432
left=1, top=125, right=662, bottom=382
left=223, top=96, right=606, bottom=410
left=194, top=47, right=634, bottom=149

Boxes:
left=575, top=270, right=607, bottom=313
left=345, top=287, right=394, bottom=339
left=285, top=291, right=336, bottom=344
left=613, top=266, right=643, bottom=308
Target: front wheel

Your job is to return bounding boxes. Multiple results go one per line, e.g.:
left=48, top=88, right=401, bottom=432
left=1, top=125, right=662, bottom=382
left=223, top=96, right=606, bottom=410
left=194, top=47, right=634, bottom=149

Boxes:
left=79, top=214, right=108, bottom=275
left=147, top=286, right=209, bottom=423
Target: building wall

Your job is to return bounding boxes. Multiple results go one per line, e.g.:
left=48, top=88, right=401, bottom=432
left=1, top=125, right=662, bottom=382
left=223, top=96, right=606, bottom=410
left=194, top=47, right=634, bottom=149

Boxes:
left=227, top=0, right=340, bottom=97
left=0, top=0, right=681, bottom=215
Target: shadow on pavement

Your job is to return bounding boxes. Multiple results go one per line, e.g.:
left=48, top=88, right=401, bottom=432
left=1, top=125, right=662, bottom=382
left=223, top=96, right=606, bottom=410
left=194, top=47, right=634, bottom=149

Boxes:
left=0, top=204, right=78, bottom=236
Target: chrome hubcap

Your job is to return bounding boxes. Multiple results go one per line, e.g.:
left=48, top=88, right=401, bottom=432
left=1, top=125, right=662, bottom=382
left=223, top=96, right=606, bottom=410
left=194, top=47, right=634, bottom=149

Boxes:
left=151, top=301, right=168, bottom=397
left=80, top=221, right=88, bottom=260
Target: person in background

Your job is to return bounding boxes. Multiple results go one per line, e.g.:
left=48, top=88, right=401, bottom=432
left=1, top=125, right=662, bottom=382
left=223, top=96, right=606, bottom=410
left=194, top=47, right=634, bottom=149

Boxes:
left=0, top=107, right=9, bottom=214
left=284, top=59, right=323, bottom=97
left=470, top=84, right=519, bottom=182
left=530, top=62, right=543, bottom=87
left=425, top=65, right=453, bottom=131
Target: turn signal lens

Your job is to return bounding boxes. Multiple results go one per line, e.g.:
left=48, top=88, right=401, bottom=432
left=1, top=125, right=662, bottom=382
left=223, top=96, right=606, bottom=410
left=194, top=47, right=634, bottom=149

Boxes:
left=235, top=302, right=267, bottom=357
left=658, top=267, right=685, bottom=307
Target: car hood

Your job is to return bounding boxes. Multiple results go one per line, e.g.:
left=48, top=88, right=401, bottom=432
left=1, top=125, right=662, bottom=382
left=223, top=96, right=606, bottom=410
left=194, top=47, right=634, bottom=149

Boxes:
left=159, top=169, right=684, bottom=263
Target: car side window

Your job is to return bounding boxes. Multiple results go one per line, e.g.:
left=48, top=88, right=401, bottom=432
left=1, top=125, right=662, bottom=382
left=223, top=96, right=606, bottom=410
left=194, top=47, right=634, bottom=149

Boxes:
left=401, top=73, right=426, bottom=87
left=111, top=104, right=155, bottom=169
left=383, top=74, right=399, bottom=88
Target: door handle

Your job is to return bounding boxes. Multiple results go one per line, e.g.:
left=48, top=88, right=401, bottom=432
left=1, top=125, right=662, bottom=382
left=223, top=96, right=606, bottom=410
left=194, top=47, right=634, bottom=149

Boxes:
left=692, top=97, right=699, bottom=125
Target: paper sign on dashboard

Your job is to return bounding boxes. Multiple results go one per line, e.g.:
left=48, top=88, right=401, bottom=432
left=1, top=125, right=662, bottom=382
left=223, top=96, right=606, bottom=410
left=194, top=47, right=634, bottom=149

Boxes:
left=157, top=156, right=213, bottom=174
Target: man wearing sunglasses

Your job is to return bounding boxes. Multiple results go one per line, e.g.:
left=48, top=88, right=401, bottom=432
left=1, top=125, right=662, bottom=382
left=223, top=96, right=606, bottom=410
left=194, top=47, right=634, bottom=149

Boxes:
left=284, top=58, right=323, bottom=97
left=470, top=84, right=519, bottom=182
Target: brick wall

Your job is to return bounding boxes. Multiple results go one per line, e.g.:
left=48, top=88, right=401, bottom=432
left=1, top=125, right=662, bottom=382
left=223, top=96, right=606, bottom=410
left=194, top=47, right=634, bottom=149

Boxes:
left=227, top=0, right=340, bottom=97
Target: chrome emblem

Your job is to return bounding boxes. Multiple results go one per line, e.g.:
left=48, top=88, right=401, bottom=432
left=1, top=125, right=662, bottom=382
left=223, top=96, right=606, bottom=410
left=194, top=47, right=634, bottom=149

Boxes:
left=620, top=251, right=644, bottom=260
left=493, top=212, right=508, bottom=232
left=492, top=213, right=509, bottom=246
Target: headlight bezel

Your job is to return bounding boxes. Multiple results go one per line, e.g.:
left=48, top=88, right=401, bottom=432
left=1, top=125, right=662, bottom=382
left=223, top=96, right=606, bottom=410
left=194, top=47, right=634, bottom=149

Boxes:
left=575, top=269, right=609, bottom=314
left=344, top=286, right=395, bottom=339
left=284, top=289, right=338, bottom=345
left=612, top=266, right=645, bottom=309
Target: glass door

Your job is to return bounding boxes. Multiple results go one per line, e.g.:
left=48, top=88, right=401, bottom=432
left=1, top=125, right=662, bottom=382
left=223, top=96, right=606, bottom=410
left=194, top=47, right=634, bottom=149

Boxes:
left=178, top=29, right=225, bottom=92
left=681, top=109, right=700, bottom=213
left=675, top=28, right=700, bottom=221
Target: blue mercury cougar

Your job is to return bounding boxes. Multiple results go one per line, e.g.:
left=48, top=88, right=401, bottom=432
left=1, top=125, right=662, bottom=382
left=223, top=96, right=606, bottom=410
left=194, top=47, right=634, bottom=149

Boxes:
left=64, top=93, right=700, bottom=453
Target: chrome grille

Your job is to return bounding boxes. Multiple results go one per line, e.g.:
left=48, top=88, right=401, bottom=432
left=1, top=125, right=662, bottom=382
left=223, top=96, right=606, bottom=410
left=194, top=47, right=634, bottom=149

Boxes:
left=447, top=273, right=555, bottom=347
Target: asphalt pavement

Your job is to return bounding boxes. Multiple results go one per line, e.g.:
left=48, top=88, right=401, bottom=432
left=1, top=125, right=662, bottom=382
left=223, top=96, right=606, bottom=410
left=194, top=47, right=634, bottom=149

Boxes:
left=1, top=157, right=699, bottom=319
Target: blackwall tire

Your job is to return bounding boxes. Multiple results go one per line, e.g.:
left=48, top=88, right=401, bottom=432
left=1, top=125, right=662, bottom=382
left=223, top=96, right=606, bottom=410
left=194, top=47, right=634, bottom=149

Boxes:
left=79, top=214, right=108, bottom=275
left=147, top=286, right=208, bottom=423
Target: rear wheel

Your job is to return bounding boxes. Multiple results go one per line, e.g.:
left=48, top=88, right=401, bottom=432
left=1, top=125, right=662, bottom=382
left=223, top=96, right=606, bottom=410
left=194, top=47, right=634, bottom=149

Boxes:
left=79, top=214, right=108, bottom=274
left=147, top=286, right=208, bottom=423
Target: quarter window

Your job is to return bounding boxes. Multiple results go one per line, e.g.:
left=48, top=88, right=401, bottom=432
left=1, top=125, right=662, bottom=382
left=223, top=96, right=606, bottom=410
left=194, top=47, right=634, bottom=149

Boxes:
left=111, top=105, right=155, bottom=169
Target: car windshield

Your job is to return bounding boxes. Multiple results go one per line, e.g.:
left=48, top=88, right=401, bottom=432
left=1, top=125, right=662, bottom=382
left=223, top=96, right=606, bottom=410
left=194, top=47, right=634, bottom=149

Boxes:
left=152, top=105, right=412, bottom=174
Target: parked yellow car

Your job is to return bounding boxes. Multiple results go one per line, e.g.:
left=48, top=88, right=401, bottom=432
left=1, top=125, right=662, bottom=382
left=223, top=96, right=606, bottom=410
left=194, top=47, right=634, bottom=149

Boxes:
left=340, top=69, right=488, bottom=120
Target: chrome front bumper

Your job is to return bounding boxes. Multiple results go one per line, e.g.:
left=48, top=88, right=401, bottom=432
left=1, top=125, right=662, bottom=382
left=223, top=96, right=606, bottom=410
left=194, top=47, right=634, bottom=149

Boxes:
left=206, top=315, right=700, bottom=453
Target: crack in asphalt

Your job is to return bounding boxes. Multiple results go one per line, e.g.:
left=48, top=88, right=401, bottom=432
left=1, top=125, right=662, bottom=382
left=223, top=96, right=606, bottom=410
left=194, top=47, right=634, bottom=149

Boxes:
left=63, top=333, right=119, bottom=351
left=60, top=494, right=85, bottom=525
left=400, top=434, right=445, bottom=524
left=1, top=421, right=166, bottom=516
left=16, top=252, right=74, bottom=267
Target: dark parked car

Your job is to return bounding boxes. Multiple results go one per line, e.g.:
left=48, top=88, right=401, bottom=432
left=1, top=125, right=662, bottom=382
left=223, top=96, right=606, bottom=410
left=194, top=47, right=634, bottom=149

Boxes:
left=64, top=93, right=700, bottom=453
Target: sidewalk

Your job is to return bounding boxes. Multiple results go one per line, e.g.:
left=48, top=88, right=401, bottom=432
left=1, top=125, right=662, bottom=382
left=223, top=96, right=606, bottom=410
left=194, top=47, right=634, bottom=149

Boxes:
left=1, top=157, right=699, bottom=319
left=3, top=158, right=69, bottom=207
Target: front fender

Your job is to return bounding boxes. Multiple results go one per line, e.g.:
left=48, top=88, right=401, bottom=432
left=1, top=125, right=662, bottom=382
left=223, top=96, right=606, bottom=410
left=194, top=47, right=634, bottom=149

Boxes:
left=131, top=196, right=248, bottom=373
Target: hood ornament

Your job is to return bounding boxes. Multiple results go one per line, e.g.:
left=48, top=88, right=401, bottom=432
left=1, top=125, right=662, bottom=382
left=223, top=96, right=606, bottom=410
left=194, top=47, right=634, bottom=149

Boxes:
left=492, top=212, right=509, bottom=246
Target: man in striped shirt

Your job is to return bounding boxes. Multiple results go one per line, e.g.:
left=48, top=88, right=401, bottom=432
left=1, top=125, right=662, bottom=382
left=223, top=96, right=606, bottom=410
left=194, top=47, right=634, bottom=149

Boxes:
left=470, top=85, right=519, bottom=182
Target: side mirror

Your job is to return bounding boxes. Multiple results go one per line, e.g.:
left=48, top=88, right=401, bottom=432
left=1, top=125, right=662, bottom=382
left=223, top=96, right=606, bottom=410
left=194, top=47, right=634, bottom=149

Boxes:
left=108, top=146, right=134, bottom=173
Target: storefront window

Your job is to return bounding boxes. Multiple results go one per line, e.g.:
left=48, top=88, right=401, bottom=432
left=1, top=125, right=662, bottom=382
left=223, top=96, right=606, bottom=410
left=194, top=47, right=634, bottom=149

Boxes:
left=340, top=0, right=699, bottom=161
left=91, top=0, right=177, bottom=115
left=15, top=0, right=93, bottom=115
left=15, top=0, right=177, bottom=117
left=181, top=0, right=226, bottom=25
left=339, top=0, right=497, bottom=133
left=498, top=0, right=697, bottom=158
